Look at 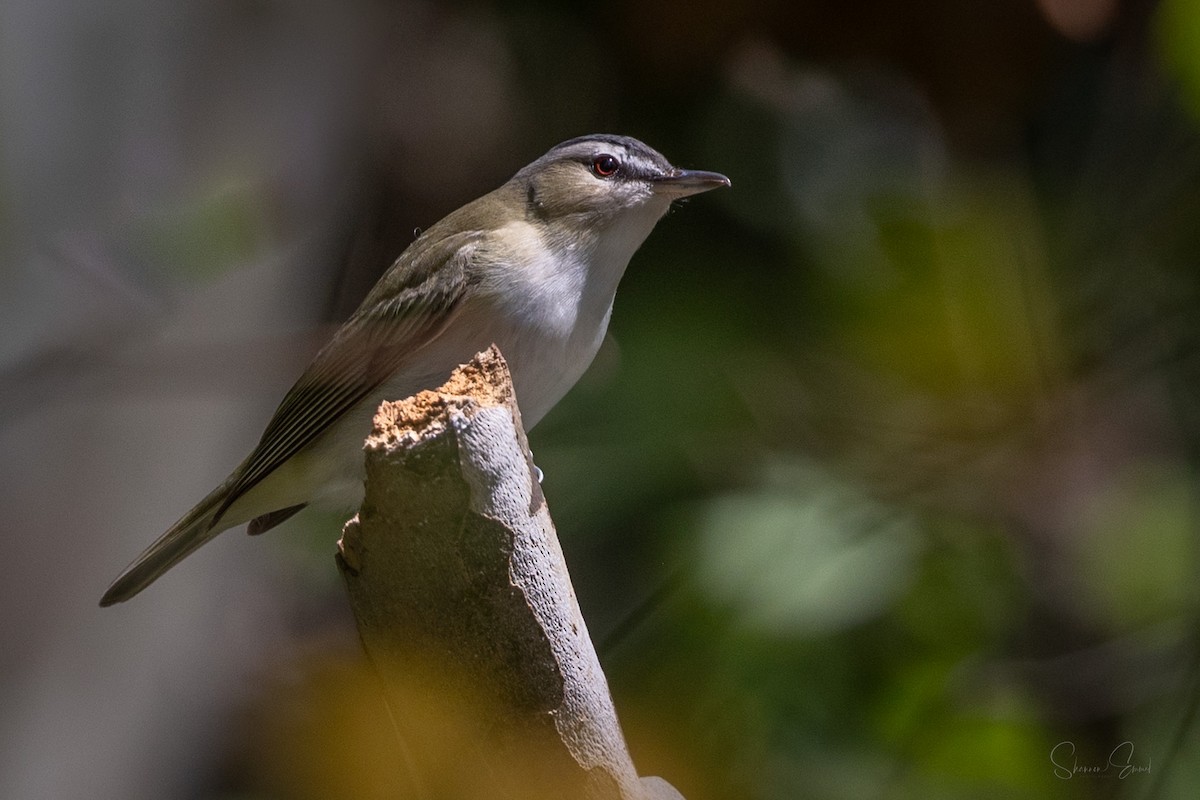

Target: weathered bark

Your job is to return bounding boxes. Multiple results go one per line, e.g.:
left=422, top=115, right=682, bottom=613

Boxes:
left=337, top=346, right=684, bottom=800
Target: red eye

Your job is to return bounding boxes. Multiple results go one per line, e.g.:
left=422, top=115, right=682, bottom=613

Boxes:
left=591, top=154, right=619, bottom=177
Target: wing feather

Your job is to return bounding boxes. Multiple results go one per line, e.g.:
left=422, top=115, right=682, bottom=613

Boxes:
left=213, top=231, right=478, bottom=523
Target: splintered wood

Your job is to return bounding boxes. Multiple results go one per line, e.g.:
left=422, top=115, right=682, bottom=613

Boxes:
left=368, top=345, right=517, bottom=447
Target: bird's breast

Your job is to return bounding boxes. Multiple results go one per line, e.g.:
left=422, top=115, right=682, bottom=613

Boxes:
left=472, top=224, right=629, bottom=425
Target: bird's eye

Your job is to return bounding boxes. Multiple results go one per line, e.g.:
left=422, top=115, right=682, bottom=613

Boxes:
left=591, top=154, right=619, bottom=177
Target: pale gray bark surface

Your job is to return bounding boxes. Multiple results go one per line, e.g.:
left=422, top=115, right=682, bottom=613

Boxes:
left=338, top=346, right=684, bottom=800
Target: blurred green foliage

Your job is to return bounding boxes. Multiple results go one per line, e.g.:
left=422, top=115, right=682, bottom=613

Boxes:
left=29, top=1, right=1193, bottom=798
left=1158, top=0, right=1200, bottom=118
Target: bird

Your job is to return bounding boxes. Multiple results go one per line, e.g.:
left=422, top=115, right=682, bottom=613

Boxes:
left=100, top=134, right=729, bottom=606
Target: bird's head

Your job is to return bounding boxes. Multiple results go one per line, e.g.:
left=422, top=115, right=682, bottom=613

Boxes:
left=512, top=134, right=729, bottom=229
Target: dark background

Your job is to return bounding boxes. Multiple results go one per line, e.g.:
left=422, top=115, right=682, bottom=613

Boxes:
left=3, top=1, right=1199, bottom=798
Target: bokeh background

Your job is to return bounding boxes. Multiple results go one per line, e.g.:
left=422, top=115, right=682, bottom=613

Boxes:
left=3, top=0, right=1200, bottom=798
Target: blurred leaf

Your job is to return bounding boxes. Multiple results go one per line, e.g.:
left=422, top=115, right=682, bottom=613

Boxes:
left=692, top=458, right=921, bottom=635
left=879, top=663, right=1066, bottom=797
left=911, top=700, right=1063, bottom=797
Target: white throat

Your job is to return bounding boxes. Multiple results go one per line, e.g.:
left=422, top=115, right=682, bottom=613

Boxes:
left=480, top=198, right=672, bottom=424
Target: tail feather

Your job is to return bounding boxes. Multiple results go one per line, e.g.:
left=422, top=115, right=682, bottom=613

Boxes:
left=99, top=484, right=235, bottom=606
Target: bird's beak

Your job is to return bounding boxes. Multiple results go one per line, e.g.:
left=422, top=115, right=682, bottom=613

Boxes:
left=651, top=169, right=731, bottom=198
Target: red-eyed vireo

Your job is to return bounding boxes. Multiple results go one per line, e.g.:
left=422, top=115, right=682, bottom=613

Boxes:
left=100, top=134, right=729, bottom=606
